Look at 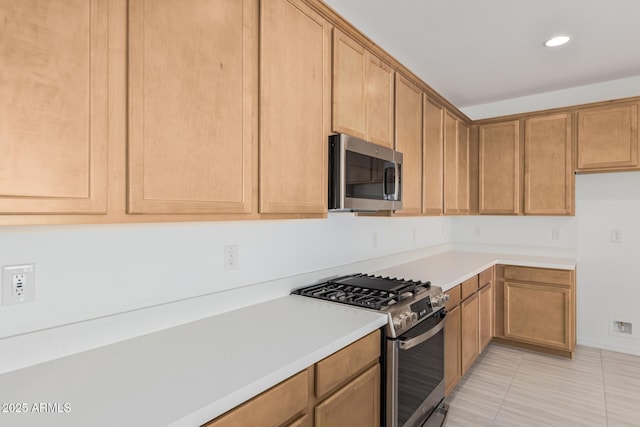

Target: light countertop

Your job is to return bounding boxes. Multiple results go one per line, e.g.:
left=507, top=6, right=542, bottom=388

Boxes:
left=0, top=249, right=575, bottom=427
left=375, top=250, right=576, bottom=291
left=0, top=296, right=387, bottom=427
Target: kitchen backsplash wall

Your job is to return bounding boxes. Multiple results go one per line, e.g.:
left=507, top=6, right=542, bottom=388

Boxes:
left=0, top=214, right=451, bottom=340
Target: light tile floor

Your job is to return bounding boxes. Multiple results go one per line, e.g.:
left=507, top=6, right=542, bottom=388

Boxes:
left=444, top=343, right=640, bottom=427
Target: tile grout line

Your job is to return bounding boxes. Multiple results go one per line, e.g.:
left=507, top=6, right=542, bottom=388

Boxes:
left=600, top=349, right=610, bottom=427
left=490, top=350, right=524, bottom=426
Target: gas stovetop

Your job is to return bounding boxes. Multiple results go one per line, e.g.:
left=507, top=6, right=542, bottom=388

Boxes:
left=293, top=273, right=449, bottom=337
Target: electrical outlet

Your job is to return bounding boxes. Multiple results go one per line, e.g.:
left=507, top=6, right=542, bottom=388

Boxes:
left=412, top=228, right=417, bottom=244
left=372, top=232, right=378, bottom=249
left=611, top=229, right=622, bottom=243
left=552, top=228, right=561, bottom=241
left=473, top=226, right=481, bottom=238
left=609, top=316, right=634, bottom=337
left=224, top=245, right=238, bottom=271
left=2, top=264, right=36, bottom=306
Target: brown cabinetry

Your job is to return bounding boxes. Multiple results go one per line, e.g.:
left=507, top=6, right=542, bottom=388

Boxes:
left=444, top=111, right=472, bottom=214
left=206, top=330, right=381, bottom=426
left=0, top=0, right=108, bottom=214
left=128, top=0, right=257, bottom=214
left=260, top=0, right=331, bottom=214
left=524, top=114, right=573, bottom=215
left=395, top=75, right=423, bottom=214
left=460, top=292, right=479, bottom=374
left=478, top=269, right=494, bottom=353
left=495, top=265, right=575, bottom=358
left=577, top=103, right=639, bottom=171
left=423, top=97, right=445, bottom=215
left=478, top=120, right=521, bottom=214
left=332, top=29, right=394, bottom=148
left=444, top=298, right=461, bottom=396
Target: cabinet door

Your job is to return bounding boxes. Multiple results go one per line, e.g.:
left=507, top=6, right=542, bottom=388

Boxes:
left=457, top=121, right=471, bottom=214
left=0, top=0, right=108, bottom=214
left=504, top=281, right=572, bottom=350
left=524, top=114, right=573, bottom=215
left=332, top=29, right=366, bottom=139
left=423, top=97, right=444, bottom=215
left=577, top=103, right=639, bottom=170
left=478, top=120, right=521, bottom=214
left=260, top=0, right=330, bottom=214
left=365, top=54, right=394, bottom=148
left=395, top=75, right=423, bottom=214
left=478, top=282, right=493, bottom=354
left=443, top=111, right=459, bottom=214
left=315, top=364, right=380, bottom=427
left=461, top=293, right=479, bottom=374
left=444, top=304, right=461, bottom=395
left=128, top=0, right=256, bottom=214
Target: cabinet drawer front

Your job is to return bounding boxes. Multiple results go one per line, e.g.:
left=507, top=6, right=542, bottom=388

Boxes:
left=479, top=267, right=493, bottom=288
left=315, top=364, right=380, bottom=427
left=503, top=265, right=573, bottom=286
left=461, top=275, right=479, bottom=300
left=316, top=330, right=380, bottom=399
left=205, top=369, right=308, bottom=427
left=504, top=281, right=572, bottom=350
left=445, top=285, right=461, bottom=310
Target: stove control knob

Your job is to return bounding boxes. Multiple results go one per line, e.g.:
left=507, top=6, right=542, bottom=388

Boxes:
left=392, top=316, right=403, bottom=329
left=409, top=311, right=418, bottom=324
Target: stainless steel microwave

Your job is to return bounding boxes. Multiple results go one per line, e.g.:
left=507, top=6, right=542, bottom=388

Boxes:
left=328, top=134, right=403, bottom=211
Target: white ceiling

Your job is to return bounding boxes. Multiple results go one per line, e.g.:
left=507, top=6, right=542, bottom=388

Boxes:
left=322, top=0, right=640, bottom=109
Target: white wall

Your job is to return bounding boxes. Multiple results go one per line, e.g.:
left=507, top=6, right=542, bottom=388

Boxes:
left=461, top=75, right=640, bottom=120
left=0, top=214, right=451, bottom=340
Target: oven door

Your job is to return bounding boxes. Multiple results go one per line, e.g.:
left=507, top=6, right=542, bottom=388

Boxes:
left=387, top=309, right=447, bottom=427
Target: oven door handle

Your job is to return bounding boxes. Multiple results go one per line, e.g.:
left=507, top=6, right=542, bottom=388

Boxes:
left=398, top=311, right=448, bottom=351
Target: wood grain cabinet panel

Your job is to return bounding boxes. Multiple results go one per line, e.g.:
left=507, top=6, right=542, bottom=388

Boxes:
left=444, top=304, right=461, bottom=395
left=478, top=281, right=493, bottom=354
left=260, top=0, right=331, bottom=213
left=457, top=121, right=471, bottom=214
left=577, top=103, right=639, bottom=170
left=332, top=29, right=394, bottom=148
left=0, top=0, right=108, bottom=214
left=395, top=75, right=423, bottom=214
left=204, top=369, right=308, bottom=427
left=524, top=114, right=573, bottom=215
left=461, top=293, right=479, bottom=374
left=128, top=0, right=256, bottom=214
left=315, top=364, right=380, bottom=427
left=365, top=55, right=395, bottom=148
left=423, top=97, right=444, bottom=215
left=479, top=120, right=521, bottom=214
left=443, top=111, right=459, bottom=214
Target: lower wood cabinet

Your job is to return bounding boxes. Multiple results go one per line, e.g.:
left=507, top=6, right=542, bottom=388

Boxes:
left=495, top=265, right=576, bottom=358
left=444, top=300, right=461, bottom=396
left=205, top=330, right=381, bottom=426
left=460, top=292, right=479, bottom=373
left=478, top=280, right=493, bottom=353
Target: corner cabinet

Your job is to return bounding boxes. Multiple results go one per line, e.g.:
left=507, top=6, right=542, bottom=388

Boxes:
left=205, top=330, right=381, bottom=427
left=332, top=29, right=394, bottom=149
left=0, top=0, right=108, bottom=214
left=259, top=0, right=331, bottom=214
left=524, top=114, right=573, bottom=215
left=127, top=0, right=257, bottom=214
left=422, top=97, right=445, bottom=215
left=577, top=103, right=639, bottom=171
left=394, top=75, right=423, bottom=215
left=495, top=265, right=576, bottom=358
left=478, top=120, right=521, bottom=215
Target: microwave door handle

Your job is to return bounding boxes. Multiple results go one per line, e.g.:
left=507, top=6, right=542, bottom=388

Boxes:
left=383, top=163, right=392, bottom=198
left=398, top=311, right=448, bottom=351
left=393, top=162, right=400, bottom=201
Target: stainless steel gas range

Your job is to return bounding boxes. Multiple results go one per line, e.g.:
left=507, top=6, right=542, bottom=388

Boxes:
left=293, top=273, right=450, bottom=427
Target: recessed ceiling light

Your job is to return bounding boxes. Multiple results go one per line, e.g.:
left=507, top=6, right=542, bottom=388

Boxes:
left=544, top=35, right=571, bottom=47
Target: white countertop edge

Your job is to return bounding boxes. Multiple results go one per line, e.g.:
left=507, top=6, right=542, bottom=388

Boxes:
left=171, top=317, right=388, bottom=427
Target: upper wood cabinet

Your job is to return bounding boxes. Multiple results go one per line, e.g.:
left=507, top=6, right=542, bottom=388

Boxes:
left=423, top=97, right=444, bottom=215
left=443, top=111, right=471, bottom=214
left=524, top=114, right=573, bottom=215
left=394, top=75, right=423, bottom=215
left=128, top=0, right=257, bottom=214
left=333, top=29, right=394, bottom=148
left=260, top=0, right=331, bottom=214
left=478, top=120, right=521, bottom=215
left=0, top=0, right=108, bottom=214
left=577, top=103, right=639, bottom=171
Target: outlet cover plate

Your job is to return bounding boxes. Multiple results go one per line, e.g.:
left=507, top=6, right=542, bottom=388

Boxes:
left=2, top=264, right=36, bottom=306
